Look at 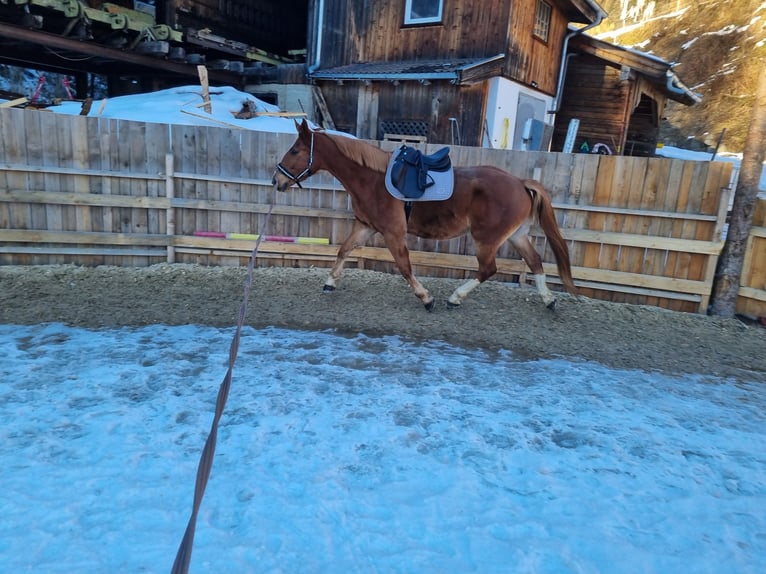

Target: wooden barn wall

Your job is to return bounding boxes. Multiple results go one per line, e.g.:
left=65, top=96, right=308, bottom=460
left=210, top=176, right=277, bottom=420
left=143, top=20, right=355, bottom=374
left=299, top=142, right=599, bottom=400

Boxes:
left=318, top=0, right=566, bottom=94
left=320, top=0, right=512, bottom=65
left=315, top=83, right=358, bottom=135
left=0, top=108, right=737, bottom=314
left=737, top=196, right=766, bottom=319
left=321, top=82, right=487, bottom=145
left=505, top=0, right=568, bottom=94
left=551, top=54, right=631, bottom=153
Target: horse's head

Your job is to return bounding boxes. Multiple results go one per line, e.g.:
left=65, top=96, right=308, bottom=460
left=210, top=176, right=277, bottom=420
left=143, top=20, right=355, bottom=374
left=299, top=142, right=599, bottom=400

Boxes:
left=272, top=119, right=317, bottom=191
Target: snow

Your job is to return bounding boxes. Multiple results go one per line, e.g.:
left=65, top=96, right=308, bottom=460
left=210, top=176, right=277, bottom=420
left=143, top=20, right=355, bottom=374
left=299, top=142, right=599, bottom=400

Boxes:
left=51, top=85, right=301, bottom=134
left=1, top=323, right=764, bottom=573
left=656, top=144, right=766, bottom=193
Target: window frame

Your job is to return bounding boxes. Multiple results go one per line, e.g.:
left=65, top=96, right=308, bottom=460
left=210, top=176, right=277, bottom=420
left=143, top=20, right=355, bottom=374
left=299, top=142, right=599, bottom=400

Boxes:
left=403, top=0, right=444, bottom=26
left=533, top=0, right=552, bottom=43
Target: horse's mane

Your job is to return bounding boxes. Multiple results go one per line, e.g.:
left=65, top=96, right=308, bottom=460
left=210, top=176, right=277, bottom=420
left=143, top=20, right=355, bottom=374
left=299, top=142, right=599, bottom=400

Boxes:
left=323, top=132, right=390, bottom=173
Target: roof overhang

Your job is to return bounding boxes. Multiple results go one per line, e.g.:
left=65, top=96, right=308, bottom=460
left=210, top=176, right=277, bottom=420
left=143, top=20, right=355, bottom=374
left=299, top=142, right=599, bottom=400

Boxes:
left=570, top=33, right=701, bottom=105
left=551, top=0, right=607, bottom=24
left=309, top=54, right=506, bottom=86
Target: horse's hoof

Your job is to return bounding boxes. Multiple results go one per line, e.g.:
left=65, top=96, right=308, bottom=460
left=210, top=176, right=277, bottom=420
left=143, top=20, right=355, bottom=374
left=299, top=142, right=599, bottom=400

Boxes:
left=546, top=299, right=557, bottom=311
left=323, top=284, right=335, bottom=293
left=424, top=299, right=436, bottom=312
left=446, top=300, right=461, bottom=309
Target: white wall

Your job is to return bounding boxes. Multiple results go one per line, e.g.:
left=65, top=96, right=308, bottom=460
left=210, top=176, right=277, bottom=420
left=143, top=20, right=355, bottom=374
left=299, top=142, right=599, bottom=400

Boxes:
left=484, top=77, right=554, bottom=150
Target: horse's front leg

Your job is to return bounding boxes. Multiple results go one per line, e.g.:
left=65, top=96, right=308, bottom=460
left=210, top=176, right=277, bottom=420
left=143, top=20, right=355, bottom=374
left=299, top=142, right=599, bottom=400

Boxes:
left=383, top=232, right=435, bottom=311
left=324, top=220, right=375, bottom=292
left=448, top=242, right=498, bottom=307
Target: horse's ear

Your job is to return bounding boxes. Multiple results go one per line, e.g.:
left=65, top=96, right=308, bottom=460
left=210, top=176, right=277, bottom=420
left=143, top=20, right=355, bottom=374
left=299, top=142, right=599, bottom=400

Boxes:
left=296, top=118, right=310, bottom=136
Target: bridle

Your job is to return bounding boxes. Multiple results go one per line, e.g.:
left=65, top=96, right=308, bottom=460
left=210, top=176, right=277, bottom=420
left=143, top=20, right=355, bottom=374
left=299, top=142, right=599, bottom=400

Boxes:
left=276, top=131, right=314, bottom=189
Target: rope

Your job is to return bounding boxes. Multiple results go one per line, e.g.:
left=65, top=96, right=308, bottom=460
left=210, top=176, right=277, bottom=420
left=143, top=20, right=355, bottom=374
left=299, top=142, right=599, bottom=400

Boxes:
left=171, top=203, right=274, bottom=574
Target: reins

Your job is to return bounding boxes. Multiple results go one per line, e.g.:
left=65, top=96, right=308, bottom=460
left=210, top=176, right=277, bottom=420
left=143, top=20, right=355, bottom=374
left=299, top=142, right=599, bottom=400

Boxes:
left=171, top=202, right=275, bottom=574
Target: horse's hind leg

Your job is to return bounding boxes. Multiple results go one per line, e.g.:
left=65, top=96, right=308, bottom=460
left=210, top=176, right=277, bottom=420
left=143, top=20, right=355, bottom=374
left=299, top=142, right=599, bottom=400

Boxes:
left=324, top=220, right=375, bottom=292
left=510, top=233, right=558, bottom=310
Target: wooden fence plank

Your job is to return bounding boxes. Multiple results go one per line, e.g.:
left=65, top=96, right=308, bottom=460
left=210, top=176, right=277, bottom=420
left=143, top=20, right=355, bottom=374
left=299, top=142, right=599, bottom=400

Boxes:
left=5, top=109, right=31, bottom=267
left=737, top=194, right=766, bottom=318
left=0, top=110, right=9, bottom=241
left=23, top=110, right=52, bottom=266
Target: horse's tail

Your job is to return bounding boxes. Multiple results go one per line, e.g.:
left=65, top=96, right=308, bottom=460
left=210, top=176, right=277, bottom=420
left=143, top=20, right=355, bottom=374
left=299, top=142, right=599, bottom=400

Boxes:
left=524, top=180, right=577, bottom=294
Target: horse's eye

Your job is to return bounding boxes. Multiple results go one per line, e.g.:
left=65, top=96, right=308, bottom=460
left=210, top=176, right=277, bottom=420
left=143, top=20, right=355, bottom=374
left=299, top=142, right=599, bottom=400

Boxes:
left=290, top=147, right=299, bottom=155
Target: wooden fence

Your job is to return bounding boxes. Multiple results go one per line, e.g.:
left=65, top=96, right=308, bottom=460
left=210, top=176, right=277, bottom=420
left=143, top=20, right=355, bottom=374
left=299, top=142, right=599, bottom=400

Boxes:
left=737, top=195, right=766, bottom=319
left=0, top=106, right=754, bottom=315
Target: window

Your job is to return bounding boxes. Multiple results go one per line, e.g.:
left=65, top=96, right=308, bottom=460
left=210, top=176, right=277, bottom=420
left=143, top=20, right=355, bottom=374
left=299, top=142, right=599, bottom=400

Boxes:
left=533, top=0, right=551, bottom=42
left=404, top=0, right=443, bottom=25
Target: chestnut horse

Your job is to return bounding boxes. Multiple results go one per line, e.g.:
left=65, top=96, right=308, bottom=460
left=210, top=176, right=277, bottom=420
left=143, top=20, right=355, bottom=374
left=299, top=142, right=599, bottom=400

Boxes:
left=273, top=120, right=576, bottom=311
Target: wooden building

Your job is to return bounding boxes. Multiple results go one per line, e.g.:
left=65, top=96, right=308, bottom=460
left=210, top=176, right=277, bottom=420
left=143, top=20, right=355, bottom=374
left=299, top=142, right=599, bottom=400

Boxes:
left=303, top=0, right=607, bottom=146
left=550, top=33, right=700, bottom=156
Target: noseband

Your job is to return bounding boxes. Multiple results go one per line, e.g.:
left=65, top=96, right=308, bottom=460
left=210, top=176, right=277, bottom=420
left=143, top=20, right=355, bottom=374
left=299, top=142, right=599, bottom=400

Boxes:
left=276, top=131, right=314, bottom=189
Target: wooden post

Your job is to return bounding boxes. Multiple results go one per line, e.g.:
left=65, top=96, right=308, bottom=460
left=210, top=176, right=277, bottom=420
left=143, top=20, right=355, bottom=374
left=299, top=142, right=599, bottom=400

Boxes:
left=165, top=153, right=176, bottom=263
left=197, top=65, right=211, bottom=114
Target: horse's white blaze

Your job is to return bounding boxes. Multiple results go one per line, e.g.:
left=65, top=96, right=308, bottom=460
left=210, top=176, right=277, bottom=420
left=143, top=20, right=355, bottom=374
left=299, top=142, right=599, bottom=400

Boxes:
left=535, top=274, right=556, bottom=306
left=448, top=278, right=481, bottom=306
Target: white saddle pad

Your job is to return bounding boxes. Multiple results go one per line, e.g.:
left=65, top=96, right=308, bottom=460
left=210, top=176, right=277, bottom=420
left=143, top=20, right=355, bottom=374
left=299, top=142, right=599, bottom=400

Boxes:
left=384, top=151, right=455, bottom=201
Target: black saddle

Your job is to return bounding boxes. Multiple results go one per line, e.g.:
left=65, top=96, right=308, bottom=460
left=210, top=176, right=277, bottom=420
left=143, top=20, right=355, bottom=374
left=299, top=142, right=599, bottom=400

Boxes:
left=389, top=145, right=451, bottom=199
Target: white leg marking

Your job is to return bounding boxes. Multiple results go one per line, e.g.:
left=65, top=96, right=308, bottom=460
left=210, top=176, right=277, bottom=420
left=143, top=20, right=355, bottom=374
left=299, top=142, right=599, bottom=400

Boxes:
left=407, top=276, right=434, bottom=307
left=448, top=278, right=481, bottom=306
left=535, top=274, right=556, bottom=307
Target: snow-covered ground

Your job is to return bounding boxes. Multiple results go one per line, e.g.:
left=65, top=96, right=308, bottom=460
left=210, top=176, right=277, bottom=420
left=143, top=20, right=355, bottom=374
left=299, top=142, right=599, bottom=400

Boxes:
left=1, top=323, right=764, bottom=573
left=51, top=84, right=300, bottom=134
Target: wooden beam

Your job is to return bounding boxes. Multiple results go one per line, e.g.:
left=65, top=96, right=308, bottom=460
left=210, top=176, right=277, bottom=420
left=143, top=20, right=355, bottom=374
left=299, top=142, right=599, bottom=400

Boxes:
left=197, top=66, right=211, bottom=114
left=737, top=286, right=766, bottom=303
left=0, top=190, right=353, bottom=219
left=1, top=246, right=165, bottom=257
left=0, top=22, right=240, bottom=84
left=0, top=189, right=170, bottom=209
left=0, top=229, right=171, bottom=246
left=312, top=86, right=336, bottom=130
left=552, top=202, right=719, bottom=222
left=554, top=228, right=723, bottom=255
left=0, top=97, right=28, bottom=108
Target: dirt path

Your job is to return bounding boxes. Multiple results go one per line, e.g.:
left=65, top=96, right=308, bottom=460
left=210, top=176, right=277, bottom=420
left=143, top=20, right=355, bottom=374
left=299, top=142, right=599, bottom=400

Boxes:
left=1, top=263, right=764, bottom=382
